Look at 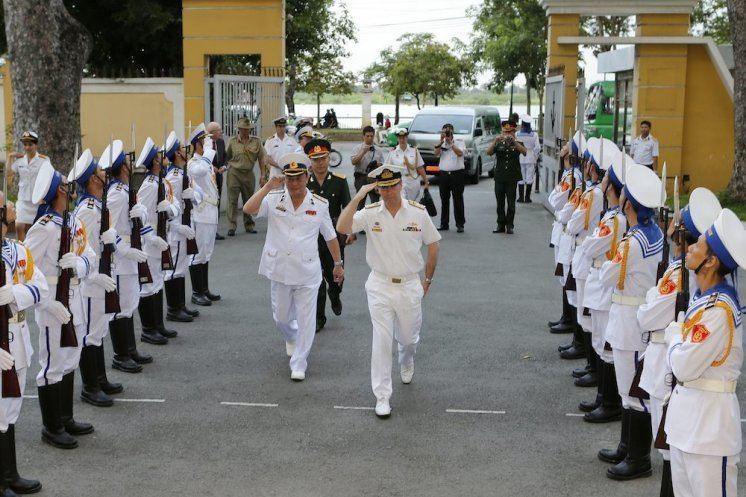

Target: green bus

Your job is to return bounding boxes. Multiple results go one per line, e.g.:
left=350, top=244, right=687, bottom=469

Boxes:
left=583, top=81, right=615, bottom=140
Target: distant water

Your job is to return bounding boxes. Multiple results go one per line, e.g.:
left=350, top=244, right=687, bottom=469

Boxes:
left=293, top=103, right=542, bottom=129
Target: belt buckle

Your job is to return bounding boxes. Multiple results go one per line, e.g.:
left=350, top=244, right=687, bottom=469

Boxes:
left=391, top=277, right=402, bottom=284
left=641, top=331, right=652, bottom=344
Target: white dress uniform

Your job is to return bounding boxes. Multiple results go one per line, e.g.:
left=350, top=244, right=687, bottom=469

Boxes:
left=188, top=150, right=219, bottom=265
left=165, top=165, right=191, bottom=280
left=137, top=172, right=179, bottom=296
left=11, top=153, right=51, bottom=224
left=25, top=211, right=95, bottom=386
left=256, top=188, right=336, bottom=374
left=556, top=185, right=582, bottom=303
left=264, top=133, right=299, bottom=179
left=351, top=198, right=441, bottom=402
left=386, top=145, right=424, bottom=201
left=548, top=168, right=583, bottom=280
left=0, top=240, right=49, bottom=432
left=516, top=127, right=540, bottom=186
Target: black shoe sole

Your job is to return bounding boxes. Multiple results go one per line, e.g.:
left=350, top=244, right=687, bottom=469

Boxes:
left=191, top=297, right=212, bottom=306
left=41, top=435, right=77, bottom=450
left=606, top=468, right=652, bottom=481
left=80, top=393, right=114, bottom=408
left=585, top=411, right=623, bottom=424
left=101, top=384, right=123, bottom=395
left=8, top=481, right=42, bottom=494
left=111, top=361, right=142, bottom=374
left=166, top=314, right=193, bottom=323
left=140, top=335, right=168, bottom=345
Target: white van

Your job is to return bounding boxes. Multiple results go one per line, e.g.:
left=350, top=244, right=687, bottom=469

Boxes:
left=406, top=106, right=501, bottom=184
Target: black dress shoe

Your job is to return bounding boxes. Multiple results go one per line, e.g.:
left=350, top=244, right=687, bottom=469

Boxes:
left=140, top=330, right=168, bottom=345
left=8, top=476, right=41, bottom=495
left=191, top=293, right=212, bottom=306
left=41, top=428, right=77, bottom=449
left=330, top=295, right=342, bottom=316
left=572, top=364, right=590, bottom=378
left=227, top=229, right=236, bottom=237
left=80, top=388, right=113, bottom=408
left=62, top=418, right=94, bottom=436
left=560, top=344, right=585, bottom=360
left=130, top=350, right=153, bottom=365
left=100, top=380, right=123, bottom=395
left=558, top=342, right=573, bottom=352
left=492, top=225, right=505, bottom=233
left=246, top=228, right=258, bottom=234
left=579, top=394, right=602, bottom=412
left=204, top=290, right=221, bottom=302
left=112, top=356, right=142, bottom=373
left=183, top=306, right=200, bottom=317
left=316, top=317, right=327, bottom=333
left=437, top=226, right=449, bottom=231
left=166, top=308, right=193, bottom=322
left=574, top=371, right=598, bottom=387
left=506, top=226, right=514, bottom=234
left=157, top=326, right=178, bottom=339
left=456, top=226, right=464, bottom=233
left=550, top=322, right=574, bottom=334
left=215, top=233, right=225, bottom=240
left=585, top=405, right=623, bottom=423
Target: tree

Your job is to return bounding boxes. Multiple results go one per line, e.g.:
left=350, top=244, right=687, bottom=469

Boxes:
left=3, top=0, right=91, bottom=170
left=296, top=57, right=354, bottom=123
left=580, top=16, right=632, bottom=56
left=364, top=47, right=405, bottom=123
left=285, top=0, right=355, bottom=114
left=693, top=0, right=731, bottom=43
left=727, top=0, right=746, bottom=200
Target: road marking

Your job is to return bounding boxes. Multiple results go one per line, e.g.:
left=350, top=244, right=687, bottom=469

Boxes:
left=565, top=413, right=585, bottom=417
left=113, top=398, right=166, bottom=403
left=333, top=405, right=375, bottom=411
left=22, top=395, right=38, bottom=399
left=446, top=409, right=506, bottom=415
left=220, top=402, right=278, bottom=408
left=741, top=419, right=746, bottom=423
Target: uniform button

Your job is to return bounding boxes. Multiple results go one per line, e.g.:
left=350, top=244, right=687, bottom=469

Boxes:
left=287, top=251, right=291, bottom=256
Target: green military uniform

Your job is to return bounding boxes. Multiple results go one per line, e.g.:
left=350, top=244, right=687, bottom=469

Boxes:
left=492, top=135, right=523, bottom=232
left=225, top=120, right=266, bottom=233
left=308, top=170, right=351, bottom=328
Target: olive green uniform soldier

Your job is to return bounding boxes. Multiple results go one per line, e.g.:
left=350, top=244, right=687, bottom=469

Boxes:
left=486, top=120, right=527, bottom=234
left=225, top=117, right=267, bottom=235
left=305, top=138, right=352, bottom=332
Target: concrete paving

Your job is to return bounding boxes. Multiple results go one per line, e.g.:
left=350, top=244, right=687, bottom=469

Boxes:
left=11, top=142, right=745, bottom=496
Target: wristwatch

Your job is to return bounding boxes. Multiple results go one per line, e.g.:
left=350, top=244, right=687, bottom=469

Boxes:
left=334, top=260, right=344, bottom=267
left=424, top=277, right=433, bottom=283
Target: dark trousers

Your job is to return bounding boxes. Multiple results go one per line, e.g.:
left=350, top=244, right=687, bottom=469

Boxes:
left=317, top=233, right=346, bottom=320
left=216, top=172, right=223, bottom=218
left=438, top=169, right=465, bottom=228
left=354, top=173, right=380, bottom=210
left=495, top=180, right=518, bottom=228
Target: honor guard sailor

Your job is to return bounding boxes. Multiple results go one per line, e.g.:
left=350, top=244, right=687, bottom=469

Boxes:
left=243, top=152, right=343, bottom=381
left=26, top=162, right=99, bottom=449
left=337, top=164, right=441, bottom=418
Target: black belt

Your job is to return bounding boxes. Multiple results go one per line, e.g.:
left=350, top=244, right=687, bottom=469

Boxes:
left=354, top=172, right=368, bottom=178
left=440, top=169, right=465, bottom=175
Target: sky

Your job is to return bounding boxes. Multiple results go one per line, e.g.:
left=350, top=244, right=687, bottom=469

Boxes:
left=338, top=0, right=603, bottom=87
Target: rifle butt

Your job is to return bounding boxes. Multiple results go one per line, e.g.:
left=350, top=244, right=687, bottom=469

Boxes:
left=654, top=404, right=671, bottom=450
left=138, top=261, right=153, bottom=285
left=186, top=238, right=199, bottom=256
left=60, top=320, right=78, bottom=348
left=1, top=367, right=21, bottom=398
left=161, top=247, right=174, bottom=271
left=104, top=290, right=121, bottom=315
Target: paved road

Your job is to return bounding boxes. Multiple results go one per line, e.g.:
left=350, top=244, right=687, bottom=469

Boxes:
left=13, top=143, right=745, bottom=496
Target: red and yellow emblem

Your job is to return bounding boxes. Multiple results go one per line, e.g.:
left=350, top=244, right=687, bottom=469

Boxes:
left=612, top=249, right=623, bottom=264
left=598, top=224, right=611, bottom=237
left=658, top=276, right=677, bottom=295
left=690, top=323, right=710, bottom=343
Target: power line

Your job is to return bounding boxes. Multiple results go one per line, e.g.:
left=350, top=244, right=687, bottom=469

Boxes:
left=358, top=15, right=469, bottom=28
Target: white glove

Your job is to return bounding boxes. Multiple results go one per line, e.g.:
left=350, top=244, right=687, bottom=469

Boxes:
left=157, top=199, right=171, bottom=213
left=0, top=284, right=15, bottom=307
left=100, top=228, right=117, bottom=245
left=89, top=273, right=116, bottom=292
left=182, top=187, right=194, bottom=200
left=124, top=247, right=148, bottom=263
left=129, top=203, right=147, bottom=221
left=177, top=224, right=195, bottom=239
left=47, top=301, right=72, bottom=325
left=664, top=320, right=683, bottom=345
left=0, top=349, right=13, bottom=372
left=149, top=235, right=169, bottom=252
left=58, top=252, right=79, bottom=271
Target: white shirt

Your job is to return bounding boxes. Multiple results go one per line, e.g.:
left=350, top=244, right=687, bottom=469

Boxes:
left=188, top=153, right=219, bottom=225
left=256, top=188, right=336, bottom=286
left=386, top=145, right=424, bottom=181
left=437, top=138, right=466, bottom=172
left=11, top=153, right=51, bottom=202
left=264, top=133, right=299, bottom=178
left=516, top=130, right=541, bottom=165
left=630, top=134, right=659, bottom=166
left=352, top=199, right=440, bottom=277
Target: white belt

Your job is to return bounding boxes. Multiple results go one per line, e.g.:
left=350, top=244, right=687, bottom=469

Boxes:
left=203, top=195, right=218, bottom=206
left=8, top=310, right=25, bottom=324
left=648, top=330, right=666, bottom=344
left=372, top=271, right=418, bottom=284
left=575, top=238, right=583, bottom=247
left=611, top=293, right=646, bottom=306
left=119, top=235, right=131, bottom=243
left=592, top=259, right=605, bottom=269
left=46, top=275, right=80, bottom=286
left=679, top=378, right=737, bottom=393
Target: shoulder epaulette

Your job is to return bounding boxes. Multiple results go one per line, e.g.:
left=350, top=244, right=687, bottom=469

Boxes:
left=38, top=154, right=48, bottom=159
left=268, top=190, right=283, bottom=195
left=38, top=214, right=53, bottom=225
left=705, top=292, right=719, bottom=309
left=115, top=183, right=124, bottom=191
left=408, top=200, right=425, bottom=209
left=332, top=172, right=346, bottom=180
left=365, top=201, right=381, bottom=209
left=86, top=197, right=96, bottom=208
left=312, top=193, right=328, bottom=204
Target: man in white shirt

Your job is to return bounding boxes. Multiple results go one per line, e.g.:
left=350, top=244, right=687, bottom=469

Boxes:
left=629, top=120, right=659, bottom=171
left=243, top=153, right=343, bottom=381
left=264, top=116, right=299, bottom=179
left=434, top=123, right=466, bottom=232
left=350, top=125, right=384, bottom=209
left=337, top=164, right=441, bottom=419
left=516, top=115, right=541, bottom=203
left=385, top=129, right=429, bottom=201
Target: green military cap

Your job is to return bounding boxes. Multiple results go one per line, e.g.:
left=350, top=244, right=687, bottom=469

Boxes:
left=237, top=117, right=255, bottom=130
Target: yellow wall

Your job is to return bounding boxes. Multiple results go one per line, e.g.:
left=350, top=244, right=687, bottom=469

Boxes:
left=547, top=14, right=580, bottom=135
left=182, top=0, right=285, bottom=133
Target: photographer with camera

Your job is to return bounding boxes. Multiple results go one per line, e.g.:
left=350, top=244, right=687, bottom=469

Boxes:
left=434, top=123, right=466, bottom=232
left=351, top=125, right=385, bottom=210
left=487, top=119, right=527, bottom=234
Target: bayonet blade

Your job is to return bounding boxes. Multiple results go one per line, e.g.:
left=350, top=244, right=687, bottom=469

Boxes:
left=660, top=162, right=667, bottom=206
left=673, top=176, right=680, bottom=225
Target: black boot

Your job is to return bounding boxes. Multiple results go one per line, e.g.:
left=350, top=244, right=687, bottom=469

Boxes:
left=127, top=317, right=153, bottom=364
left=109, top=318, right=142, bottom=373
left=153, top=290, right=177, bottom=338
left=550, top=290, right=574, bottom=332
left=580, top=357, right=605, bottom=412
left=598, top=408, right=630, bottom=464
left=0, top=425, right=41, bottom=494
left=165, top=279, right=193, bottom=322
left=79, top=346, right=113, bottom=407
left=517, top=184, right=525, bottom=203
left=585, top=361, right=623, bottom=423
left=178, top=278, right=199, bottom=317
left=560, top=323, right=585, bottom=360
left=139, top=295, right=168, bottom=345
left=37, top=383, right=77, bottom=449
left=190, top=265, right=211, bottom=306
left=572, top=364, right=590, bottom=378
left=95, top=344, right=122, bottom=394
left=60, top=372, right=94, bottom=436
left=202, top=263, right=220, bottom=301
left=660, top=460, right=674, bottom=497
left=574, top=333, right=598, bottom=387
left=606, top=409, right=653, bottom=480
left=524, top=185, right=532, bottom=203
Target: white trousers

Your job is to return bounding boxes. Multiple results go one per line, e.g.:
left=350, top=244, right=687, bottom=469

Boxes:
left=35, top=286, right=86, bottom=386
left=270, top=280, right=318, bottom=373
left=671, top=447, right=738, bottom=497
left=112, top=273, right=139, bottom=319
left=649, top=396, right=670, bottom=460
left=591, top=310, right=614, bottom=363
left=575, top=279, right=591, bottom=332
left=612, top=348, right=648, bottom=412
left=82, top=297, right=109, bottom=347
left=365, top=272, right=423, bottom=401
left=191, top=222, right=216, bottom=265
left=165, top=235, right=190, bottom=280
left=518, top=162, right=535, bottom=185
left=0, top=366, right=26, bottom=432
left=139, top=255, right=164, bottom=297
left=403, top=178, right=421, bottom=201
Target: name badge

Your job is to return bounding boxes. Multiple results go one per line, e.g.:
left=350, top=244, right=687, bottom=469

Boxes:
left=276, top=205, right=287, bottom=212
left=372, top=222, right=382, bottom=233
left=305, top=210, right=317, bottom=216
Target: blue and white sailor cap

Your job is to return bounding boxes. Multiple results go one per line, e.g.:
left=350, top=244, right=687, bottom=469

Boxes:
left=705, top=209, right=746, bottom=272
left=99, top=140, right=126, bottom=172
left=572, top=131, right=588, bottom=157
left=581, top=137, right=597, bottom=161
left=681, top=187, right=722, bottom=239
left=189, top=122, right=209, bottom=145
left=31, top=162, right=63, bottom=205
left=623, top=163, right=662, bottom=219
left=136, top=137, right=159, bottom=169
left=68, top=149, right=98, bottom=187
left=608, top=153, right=633, bottom=189
left=162, top=131, right=180, bottom=161
left=586, top=137, right=616, bottom=171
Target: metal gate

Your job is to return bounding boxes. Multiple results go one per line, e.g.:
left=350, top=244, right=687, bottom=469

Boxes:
left=205, top=75, right=285, bottom=139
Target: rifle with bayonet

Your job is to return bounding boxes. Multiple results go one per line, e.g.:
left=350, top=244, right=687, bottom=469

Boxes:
left=101, top=136, right=120, bottom=314
left=59, top=144, right=78, bottom=348
left=181, top=138, right=199, bottom=256
left=656, top=163, right=670, bottom=280
left=158, top=126, right=174, bottom=271
left=0, top=168, right=20, bottom=397
left=129, top=125, right=153, bottom=284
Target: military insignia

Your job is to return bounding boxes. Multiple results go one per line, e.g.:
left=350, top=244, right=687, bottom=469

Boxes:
left=659, top=276, right=677, bottom=295
left=305, top=210, right=317, bottom=216
left=312, top=194, right=327, bottom=203
left=403, top=222, right=421, bottom=232
left=612, top=248, right=623, bottom=264
left=580, top=198, right=590, bottom=209
left=365, top=202, right=381, bottom=209
left=598, top=224, right=611, bottom=237
left=408, top=200, right=424, bottom=209
left=371, top=221, right=382, bottom=232
left=313, top=145, right=322, bottom=155
left=690, top=323, right=710, bottom=343
left=381, top=169, right=394, bottom=179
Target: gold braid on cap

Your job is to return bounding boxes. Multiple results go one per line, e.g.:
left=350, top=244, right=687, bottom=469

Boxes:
left=381, top=169, right=393, bottom=179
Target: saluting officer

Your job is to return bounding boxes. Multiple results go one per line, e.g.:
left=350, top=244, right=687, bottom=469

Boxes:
left=305, top=138, right=353, bottom=332
left=243, top=152, right=343, bottom=382
left=70, top=149, right=123, bottom=407
left=664, top=208, right=746, bottom=497
left=6, top=131, right=51, bottom=240
left=0, top=193, right=46, bottom=494
left=337, top=164, right=441, bottom=419
left=265, top=116, right=298, bottom=179
left=27, top=162, right=99, bottom=449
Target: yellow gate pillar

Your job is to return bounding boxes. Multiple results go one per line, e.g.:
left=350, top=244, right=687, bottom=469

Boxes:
left=547, top=14, right=580, bottom=136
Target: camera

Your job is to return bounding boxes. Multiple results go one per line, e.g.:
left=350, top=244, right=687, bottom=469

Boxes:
left=366, top=160, right=378, bottom=173
left=369, top=145, right=375, bottom=152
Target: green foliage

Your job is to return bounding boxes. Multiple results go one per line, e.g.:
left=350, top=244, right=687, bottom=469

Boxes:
left=580, top=16, right=632, bottom=56
left=666, top=191, right=746, bottom=220
left=692, top=0, right=731, bottom=43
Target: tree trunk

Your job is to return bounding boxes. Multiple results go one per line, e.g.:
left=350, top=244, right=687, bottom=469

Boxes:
left=526, top=85, right=531, bottom=115
left=316, top=93, right=321, bottom=125
left=727, top=0, right=746, bottom=201
left=285, top=64, right=297, bottom=115
left=434, top=94, right=439, bottom=107
left=3, top=0, right=91, bottom=171
left=394, top=93, right=400, bottom=124
left=415, top=94, right=421, bottom=110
